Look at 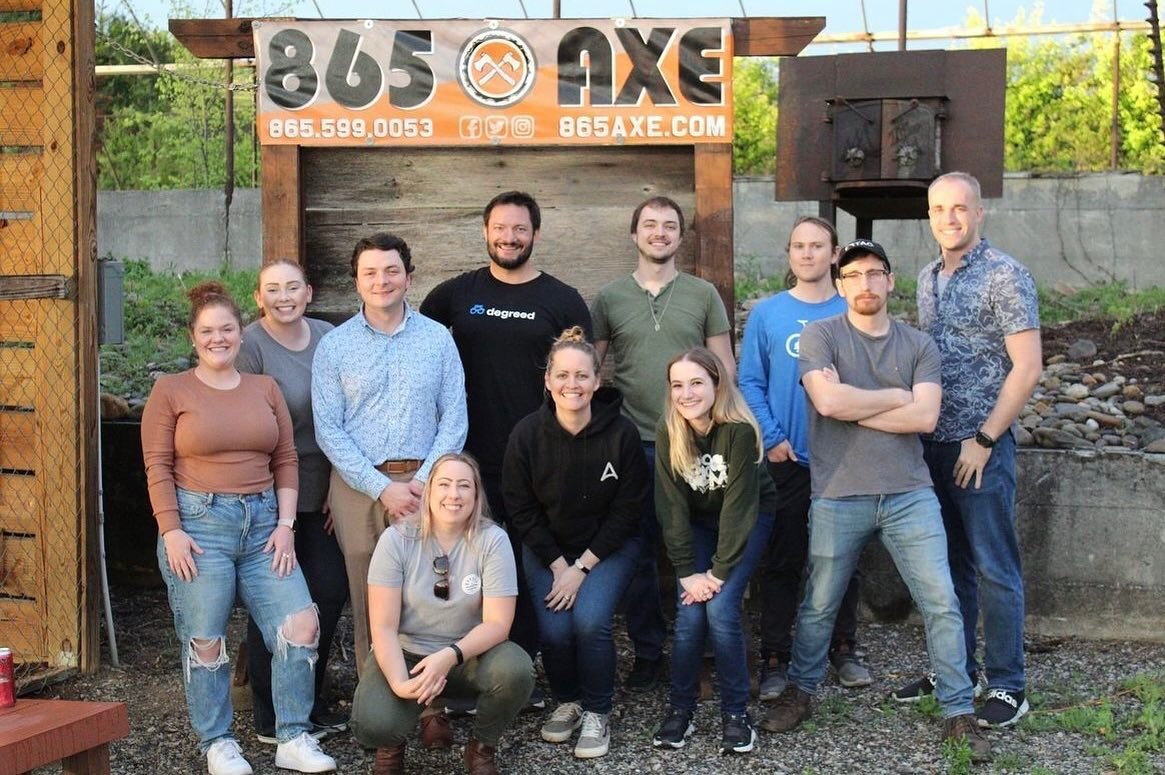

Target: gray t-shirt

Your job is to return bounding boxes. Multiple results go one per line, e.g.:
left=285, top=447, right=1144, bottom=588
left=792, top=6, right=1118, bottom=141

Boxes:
left=367, top=520, right=517, bottom=656
left=798, top=315, right=942, bottom=499
left=237, top=317, right=334, bottom=512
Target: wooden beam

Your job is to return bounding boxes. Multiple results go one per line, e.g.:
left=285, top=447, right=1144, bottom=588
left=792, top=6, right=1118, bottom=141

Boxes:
left=170, top=17, right=824, bottom=60
left=261, top=144, right=302, bottom=264
left=0, top=274, right=69, bottom=300
left=693, top=143, right=735, bottom=334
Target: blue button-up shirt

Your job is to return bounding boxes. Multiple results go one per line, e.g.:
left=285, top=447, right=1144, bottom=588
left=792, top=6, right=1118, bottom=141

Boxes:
left=917, top=239, right=1040, bottom=443
left=312, top=303, right=467, bottom=500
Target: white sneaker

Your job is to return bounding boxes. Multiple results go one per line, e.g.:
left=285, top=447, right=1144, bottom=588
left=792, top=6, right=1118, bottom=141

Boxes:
left=540, top=701, right=583, bottom=743
left=274, top=731, right=337, bottom=773
left=573, top=711, right=610, bottom=759
left=206, top=739, right=253, bottom=775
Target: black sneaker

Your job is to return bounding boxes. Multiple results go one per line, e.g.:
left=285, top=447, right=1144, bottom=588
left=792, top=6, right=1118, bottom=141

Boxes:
left=892, top=671, right=985, bottom=703
left=976, top=688, right=1029, bottom=728
left=651, top=707, right=694, bottom=749
left=524, top=685, right=548, bottom=712
left=626, top=656, right=663, bottom=692
left=310, top=711, right=349, bottom=737
left=720, top=712, right=757, bottom=754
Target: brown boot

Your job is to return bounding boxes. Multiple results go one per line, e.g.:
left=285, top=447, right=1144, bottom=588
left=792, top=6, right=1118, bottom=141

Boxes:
left=373, top=744, right=405, bottom=775
left=760, top=685, right=813, bottom=732
left=464, top=738, right=499, bottom=775
left=942, top=713, right=993, bottom=763
left=420, top=710, right=454, bottom=749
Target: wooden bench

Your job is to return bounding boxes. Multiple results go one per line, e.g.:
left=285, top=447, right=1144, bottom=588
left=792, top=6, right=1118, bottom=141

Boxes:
left=0, top=699, right=129, bottom=775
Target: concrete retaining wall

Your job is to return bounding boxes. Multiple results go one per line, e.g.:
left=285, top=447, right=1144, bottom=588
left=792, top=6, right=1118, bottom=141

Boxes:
left=100, top=172, right=1165, bottom=289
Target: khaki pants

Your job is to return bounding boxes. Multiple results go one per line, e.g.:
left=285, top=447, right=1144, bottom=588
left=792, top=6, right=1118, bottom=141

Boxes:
left=327, top=468, right=414, bottom=676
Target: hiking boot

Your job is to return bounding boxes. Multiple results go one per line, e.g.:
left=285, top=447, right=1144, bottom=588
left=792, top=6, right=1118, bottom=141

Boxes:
left=720, top=712, right=757, bottom=754
left=830, top=643, right=873, bottom=688
left=420, top=710, right=454, bottom=749
left=626, top=656, right=663, bottom=691
left=892, top=671, right=985, bottom=703
left=541, top=701, right=583, bottom=743
left=977, top=688, right=1029, bottom=728
left=274, top=731, right=337, bottom=772
left=206, top=739, right=253, bottom=775
left=573, top=711, right=610, bottom=759
left=464, top=738, right=499, bottom=775
left=372, top=744, right=404, bottom=775
left=651, top=707, right=695, bottom=749
left=758, top=656, right=788, bottom=701
left=760, top=685, right=813, bottom=733
left=942, top=713, right=993, bottom=763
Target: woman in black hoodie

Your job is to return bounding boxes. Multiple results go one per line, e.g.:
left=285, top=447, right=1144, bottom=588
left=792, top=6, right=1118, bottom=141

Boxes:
left=502, top=326, right=649, bottom=760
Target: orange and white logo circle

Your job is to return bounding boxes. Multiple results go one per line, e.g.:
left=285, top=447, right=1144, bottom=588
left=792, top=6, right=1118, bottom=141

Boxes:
left=458, top=30, right=536, bottom=107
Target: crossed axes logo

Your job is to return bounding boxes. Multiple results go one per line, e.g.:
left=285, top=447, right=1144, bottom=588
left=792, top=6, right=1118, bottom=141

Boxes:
left=458, top=30, right=536, bottom=107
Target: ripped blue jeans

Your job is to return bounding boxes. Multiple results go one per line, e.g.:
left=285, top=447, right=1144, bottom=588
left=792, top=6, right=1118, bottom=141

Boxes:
left=158, top=487, right=318, bottom=751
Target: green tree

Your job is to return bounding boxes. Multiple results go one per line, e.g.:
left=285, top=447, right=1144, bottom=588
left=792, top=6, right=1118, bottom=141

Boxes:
left=733, top=57, right=778, bottom=175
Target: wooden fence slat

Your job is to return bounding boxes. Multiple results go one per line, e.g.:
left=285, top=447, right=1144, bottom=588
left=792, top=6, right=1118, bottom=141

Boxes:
left=0, top=218, right=41, bottom=275
left=0, top=473, right=41, bottom=535
left=0, top=0, right=41, bottom=12
left=0, top=152, right=41, bottom=212
left=0, top=275, right=68, bottom=300
left=0, top=84, right=43, bottom=146
left=0, top=532, right=39, bottom=598
left=0, top=22, right=41, bottom=81
left=0, top=300, right=38, bottom=341
left=0, top=410, right=36, bottom=470
left=0, top=374, right=36, bottom=409
left=0, top=599, right=44, bottom=656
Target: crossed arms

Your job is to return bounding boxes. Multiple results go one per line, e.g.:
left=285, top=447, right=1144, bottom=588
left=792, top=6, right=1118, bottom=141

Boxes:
left=802, top=365, right=941, bottom=435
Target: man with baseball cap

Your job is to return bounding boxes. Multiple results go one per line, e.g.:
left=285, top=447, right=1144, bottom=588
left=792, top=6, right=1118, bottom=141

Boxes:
left=760, top=239, right=990, bottom=762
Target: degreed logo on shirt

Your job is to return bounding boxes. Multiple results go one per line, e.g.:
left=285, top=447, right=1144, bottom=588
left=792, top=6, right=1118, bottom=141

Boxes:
left=468, top=303, right=536, bottom=321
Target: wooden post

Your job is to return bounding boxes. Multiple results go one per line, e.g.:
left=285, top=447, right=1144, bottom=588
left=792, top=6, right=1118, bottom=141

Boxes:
left=261, top=145, right=302, bottom=264
left=694, top=143, right=735, bottom=332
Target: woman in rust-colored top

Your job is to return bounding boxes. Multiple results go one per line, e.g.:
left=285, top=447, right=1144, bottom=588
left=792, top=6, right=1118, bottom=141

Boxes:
left=141, top=281, right=336, bottom=775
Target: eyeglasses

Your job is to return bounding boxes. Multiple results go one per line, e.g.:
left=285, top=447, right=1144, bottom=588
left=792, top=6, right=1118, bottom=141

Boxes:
left=433, top=554, right=450, bottom=600
left=838, top=269, right=890, bottom=283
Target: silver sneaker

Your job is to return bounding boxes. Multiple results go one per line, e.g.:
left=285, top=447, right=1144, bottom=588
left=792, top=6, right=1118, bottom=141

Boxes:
left=758, top=659, right=788, bottom=701
left=206, top=739, right=252, bottom=775
left=833, top=654, right=873, bottom=688
left=274, top=731, right=336, bottom=773
left=540, top=701, right=583, bottom=743
left=573, top=711, right=610, bottom=759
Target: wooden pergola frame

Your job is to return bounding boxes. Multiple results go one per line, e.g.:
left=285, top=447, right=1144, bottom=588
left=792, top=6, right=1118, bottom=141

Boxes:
left=169, top=17, right=824, bottom=319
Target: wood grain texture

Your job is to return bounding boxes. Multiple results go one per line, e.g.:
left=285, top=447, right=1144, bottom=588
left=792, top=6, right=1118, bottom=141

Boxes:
left=0, top=21, right=40, bottom=80
left=0, top=699, right=129, bottom=775
left=0, top=84, right=43, bottom=146
left=694, top=143, right=735, bottom=332
left=262, top=144, right=302, bottom=264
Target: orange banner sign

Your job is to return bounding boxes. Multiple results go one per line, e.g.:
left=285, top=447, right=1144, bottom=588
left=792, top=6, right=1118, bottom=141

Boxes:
left=253, top=19, right=733, bottom=147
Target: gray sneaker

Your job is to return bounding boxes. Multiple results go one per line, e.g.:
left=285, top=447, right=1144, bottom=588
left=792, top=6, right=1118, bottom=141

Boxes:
left=541, top=701, right=583, bottom=743
left=758, top=658, right=789, bottom=701
left=573, top=711, right=610, bottom=759
left=831, top=645, right=873, bottom=688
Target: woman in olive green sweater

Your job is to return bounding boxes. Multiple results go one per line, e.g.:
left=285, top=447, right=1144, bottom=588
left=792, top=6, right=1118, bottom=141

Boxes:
left=650, top=347, right=777, bottom=756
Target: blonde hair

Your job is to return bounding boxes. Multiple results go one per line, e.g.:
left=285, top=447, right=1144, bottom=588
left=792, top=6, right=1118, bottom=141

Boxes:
left=419, top=452, right=491, bottom=543
left=663, top=347, right=764, bottom=477
left=546, top=325, right=600, bottom=374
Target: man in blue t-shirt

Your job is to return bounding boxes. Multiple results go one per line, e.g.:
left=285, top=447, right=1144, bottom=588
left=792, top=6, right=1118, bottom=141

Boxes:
left=739, top=217, right=871, bottom=701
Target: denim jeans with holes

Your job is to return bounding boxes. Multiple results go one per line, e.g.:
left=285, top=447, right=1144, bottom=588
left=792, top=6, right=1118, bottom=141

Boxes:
left=157, top=487, right=317, bottom=750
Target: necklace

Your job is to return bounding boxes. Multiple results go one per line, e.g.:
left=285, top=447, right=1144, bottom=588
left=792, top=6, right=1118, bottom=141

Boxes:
left=645, top=274, right=678, bottom=332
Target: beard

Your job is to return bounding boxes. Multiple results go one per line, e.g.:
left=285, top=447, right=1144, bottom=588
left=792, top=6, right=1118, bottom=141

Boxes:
left=488, top=240, right=534, bottom=270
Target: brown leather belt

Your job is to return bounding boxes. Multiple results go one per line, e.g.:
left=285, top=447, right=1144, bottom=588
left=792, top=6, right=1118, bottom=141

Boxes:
left=376, top=459, right=422, bottom=476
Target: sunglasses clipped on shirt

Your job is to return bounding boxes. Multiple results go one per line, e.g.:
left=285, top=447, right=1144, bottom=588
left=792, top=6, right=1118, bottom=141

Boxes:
left=433, top=554, right=450, bottom=600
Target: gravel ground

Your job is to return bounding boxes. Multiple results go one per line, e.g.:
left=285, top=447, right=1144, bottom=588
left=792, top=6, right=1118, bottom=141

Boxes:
left=25, top=584, right=1165, bottom=774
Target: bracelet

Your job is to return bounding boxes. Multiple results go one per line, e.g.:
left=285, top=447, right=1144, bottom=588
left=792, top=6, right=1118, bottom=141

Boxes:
left=277, top=518, right=296, bottom=530
left=573, top=558, right=591, bottom=575
left=448, top=643, right=464, bottom=666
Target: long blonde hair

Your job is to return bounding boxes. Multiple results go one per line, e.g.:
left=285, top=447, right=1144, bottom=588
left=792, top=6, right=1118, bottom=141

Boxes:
left=663, top=347, right=764, bottom=477
left=419, top=453, right=492, bottom=543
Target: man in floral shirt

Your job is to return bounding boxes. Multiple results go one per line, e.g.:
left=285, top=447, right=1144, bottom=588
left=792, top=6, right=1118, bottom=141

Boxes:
left=892, top=172, right=1042, bottom=729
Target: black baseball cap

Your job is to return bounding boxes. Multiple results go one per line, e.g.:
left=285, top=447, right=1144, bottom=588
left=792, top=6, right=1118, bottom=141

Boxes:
left=838, top=239, right=891, bottom=271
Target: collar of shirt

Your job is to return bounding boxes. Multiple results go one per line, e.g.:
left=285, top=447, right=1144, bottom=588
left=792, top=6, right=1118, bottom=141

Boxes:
left=357, top=301, right=415, bottom=337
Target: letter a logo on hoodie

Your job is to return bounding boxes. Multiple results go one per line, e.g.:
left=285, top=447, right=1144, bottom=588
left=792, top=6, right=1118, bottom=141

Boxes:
left=600, top=462, right=619, bottom=482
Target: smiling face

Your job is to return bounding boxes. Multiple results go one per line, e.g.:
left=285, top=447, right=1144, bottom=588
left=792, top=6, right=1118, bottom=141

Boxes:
left=928, top=176, right=984, bottom=260
left=545, top=346, right=599, bottom=416
left=836, top=254, right=894, bottom=318
left=255, top=262, right=312, bottom=325
left=669, top=357, right=716, bottom=433
left=427, top=458, right=478, bottom=530
left=484, top=203, right=538, bottom=271
left=632, top=204, right=683, bottom=265
left=190, top=303, right=242, bottom=372
left=355, top=248, right=411, bottom=316
left=787, top=220, right=839, bottom=285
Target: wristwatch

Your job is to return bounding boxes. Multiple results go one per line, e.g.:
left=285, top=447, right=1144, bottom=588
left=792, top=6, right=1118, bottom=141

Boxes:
left=973, top=430, right=996, bottom=449
left=573, top=558, right=591, bottom=575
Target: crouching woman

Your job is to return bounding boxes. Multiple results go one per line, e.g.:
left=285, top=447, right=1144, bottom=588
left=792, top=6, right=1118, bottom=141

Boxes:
left=351, top=453, right=534, bottom=775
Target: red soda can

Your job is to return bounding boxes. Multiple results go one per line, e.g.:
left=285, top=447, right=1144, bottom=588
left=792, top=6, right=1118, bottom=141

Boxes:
left=0, top=647, right=15, bottom=708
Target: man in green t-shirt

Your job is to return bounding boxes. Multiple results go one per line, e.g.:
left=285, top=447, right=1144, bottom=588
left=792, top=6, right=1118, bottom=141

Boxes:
left=591, top=195, right=734, bottom=690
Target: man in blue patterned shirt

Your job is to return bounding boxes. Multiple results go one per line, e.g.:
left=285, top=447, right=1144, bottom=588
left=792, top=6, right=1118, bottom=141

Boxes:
left=891, top=172, right=1042, bottom=729
left=312, top=232, right=468, bottom=673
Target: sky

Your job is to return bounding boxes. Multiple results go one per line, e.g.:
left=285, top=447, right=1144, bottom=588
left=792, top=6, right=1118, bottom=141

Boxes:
left=114, top=0, right=1147, bottom=51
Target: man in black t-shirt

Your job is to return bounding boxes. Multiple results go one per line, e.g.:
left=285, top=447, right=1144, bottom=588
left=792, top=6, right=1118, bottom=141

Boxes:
left=421, top=191, right=592, bottom=662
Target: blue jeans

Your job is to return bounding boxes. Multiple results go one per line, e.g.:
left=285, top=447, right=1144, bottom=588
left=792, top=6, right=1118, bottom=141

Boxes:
left=924, top=431, right=1025, bottom=692
left=522, top=539, right=640, bottom=714
left=670, top=512, right=773, bottom=716
left=157, top=487, right=317, bottom=750
left=787, top=488, right=974, bottom=718
left=619, top=442, right=668, bottom=661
